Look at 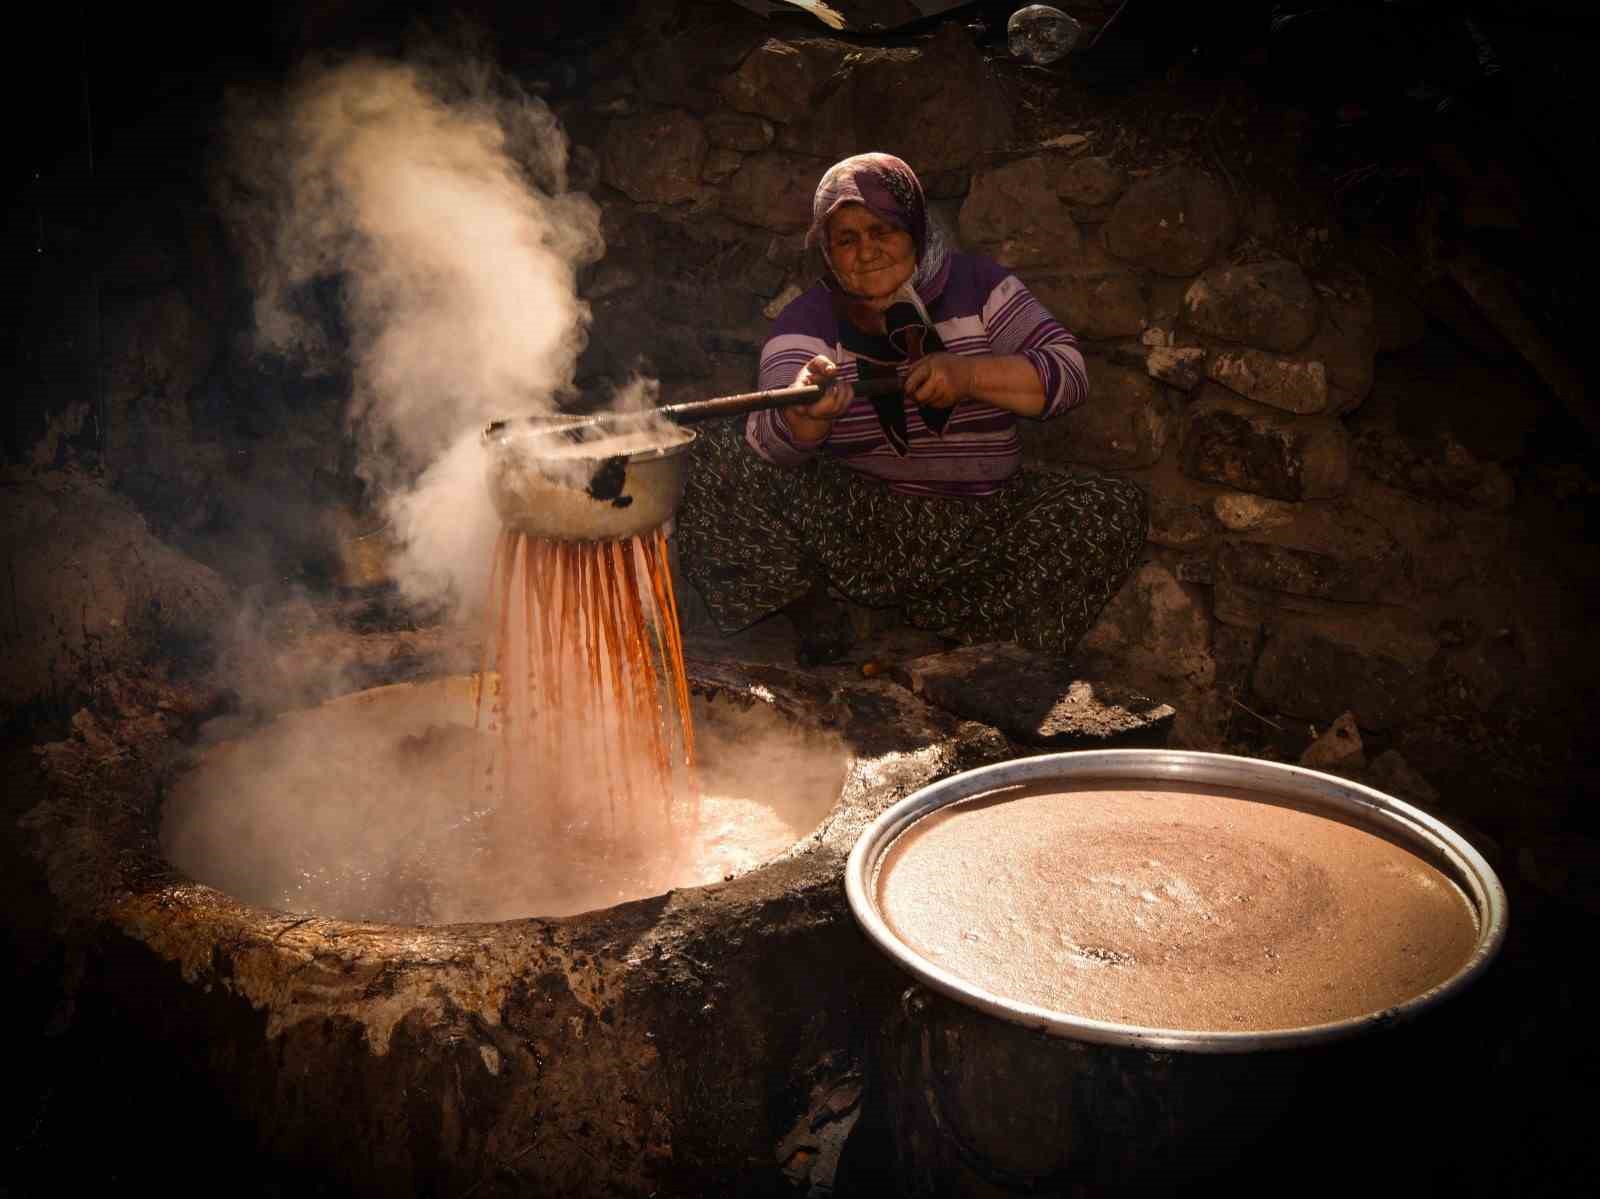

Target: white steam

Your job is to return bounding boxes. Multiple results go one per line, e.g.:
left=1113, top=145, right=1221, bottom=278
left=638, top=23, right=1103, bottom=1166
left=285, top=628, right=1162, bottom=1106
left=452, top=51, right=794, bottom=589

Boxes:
left=222, top=52, right=604, bottom=616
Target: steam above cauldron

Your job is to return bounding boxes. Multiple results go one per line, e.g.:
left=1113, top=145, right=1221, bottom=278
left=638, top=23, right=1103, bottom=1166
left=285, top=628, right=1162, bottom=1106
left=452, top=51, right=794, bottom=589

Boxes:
left=217, top=48, right=606, bottom=615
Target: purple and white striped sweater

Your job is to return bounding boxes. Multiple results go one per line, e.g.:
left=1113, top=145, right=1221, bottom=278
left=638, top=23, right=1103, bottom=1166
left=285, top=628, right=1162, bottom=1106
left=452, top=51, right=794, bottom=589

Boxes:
left=747, top=252, right=1087, bottom=497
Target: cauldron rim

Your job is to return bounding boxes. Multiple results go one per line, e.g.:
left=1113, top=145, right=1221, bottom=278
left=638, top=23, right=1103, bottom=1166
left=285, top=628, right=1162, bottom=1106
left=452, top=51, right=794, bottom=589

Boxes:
left=845, top=748, right=1508, bottom=1055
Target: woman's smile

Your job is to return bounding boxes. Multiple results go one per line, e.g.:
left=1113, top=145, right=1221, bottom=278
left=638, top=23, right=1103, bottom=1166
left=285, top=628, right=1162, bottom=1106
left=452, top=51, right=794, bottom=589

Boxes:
left=826, top=202, right=916, bottom=301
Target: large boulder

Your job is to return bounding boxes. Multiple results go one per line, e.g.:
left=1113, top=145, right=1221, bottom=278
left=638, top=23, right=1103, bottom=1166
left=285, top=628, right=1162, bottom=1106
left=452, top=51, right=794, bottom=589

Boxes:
left=602, top=108, right=707, bottom=205
left=853, top=25, right=1013, bottom=174
left=1180, top=385, right=1350, bottom=500
left=1145, top=345, right=1207, bottom=391
left=1354, top=428, right=1517, bottom=511
left=1030, top=271, right=1148, bottom=340
left=773, top=27, right=1011, bottom=174
left=719, top=152, right=827, bottom=233
left=1205, top=347, right=1328, bottom=414
left=1307, top=269, right=1377, bottom=412
left=1216, top=540, right=1394, bottom=604
left=102, top=287, right=213, bottom=470
left=630, top=23, right=768, bottom=110
left=1103, top=169, right=1235, bottom=277
left=1055, top=156, right=1126, bottom=208
left=1251, top=616, right=1435, bottom=730
left=704, top=110, right=774, bottom=152
left=890, top=642, right=1175, bottom=748
left=1182, top=260, right=1319, bottom=352
left=720, top=38, right=828, bottom=125
left=0, top=470, right=232, bottom=720
left=1078, top=562, right=1217, bottom=690
left=958, top=156, right=1083, bottom=268
left=1021, top=359, right=1171, bottom=469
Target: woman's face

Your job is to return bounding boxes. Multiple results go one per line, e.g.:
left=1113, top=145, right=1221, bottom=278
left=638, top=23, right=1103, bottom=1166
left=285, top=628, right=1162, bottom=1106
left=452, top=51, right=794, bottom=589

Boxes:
left=826, top=203, right=916, bottom=303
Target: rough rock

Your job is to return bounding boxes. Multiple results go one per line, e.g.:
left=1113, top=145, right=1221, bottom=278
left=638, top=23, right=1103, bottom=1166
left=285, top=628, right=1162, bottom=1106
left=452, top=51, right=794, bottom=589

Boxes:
left=1213, top=621, right=1262, bottom=691
left=1354, top=429, right=1516, bottom=510
left=1055, top=156, right=1126, bottom=207
left=1516, top=834, right=1600, bottom=916
left=632, top=19, right=767, bottom=110
left=1206, top=348, right=1328, bottom=414
left=1146, top=345, right=1206, bottom=390
left=1212, top=493, right=1296, bottom=532
left=103, top=287, right=213, bottom=469
left=1300, top=711, right=1366, bottom=771
left=704, top=109, right=775, bottom=152
left=777, top=28, right=1011, bottom=175
left=1251, top=617, right=1434, bottom=730
left=720, top=152, right=824, bottom=233
left=0, top=470, right=232, bottom=719
left=1103, top=169, right=1235, bottom=277
left=1371, top=277, right=1428, bottom=352
left=720, top=39, right=825, bottom=124
left=1147, top=494, right=1213, bottom=549
left=1180, top=385, right=1351, bottom=501
left=1182, top=260, right=1319, bottom=352
left=850, top=25, right=1012, bottom=175
left=1363, top=749, right=1441, bottom=806
left=1216, top=540, right=1392, bottom=603
left=702, top=147, right=743, bottom=183
left=1030, top=271, right=1147, bottom=340
left=1021, top=359, right=1170, bottom=469
left=601, top=109, right=706, bottom=204
left=1307, top=273, right=1377, bottom=408
left=1078, top=563, right=1216, bottom=690
left=891, top=642, right=1175, bottom=748
left=958, top=156, right=1082, bottom=268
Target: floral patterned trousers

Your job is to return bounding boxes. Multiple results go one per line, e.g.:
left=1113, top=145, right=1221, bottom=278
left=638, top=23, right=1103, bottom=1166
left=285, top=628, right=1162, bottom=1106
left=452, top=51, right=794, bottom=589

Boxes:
left=674, top=424, right=1147, bottom=656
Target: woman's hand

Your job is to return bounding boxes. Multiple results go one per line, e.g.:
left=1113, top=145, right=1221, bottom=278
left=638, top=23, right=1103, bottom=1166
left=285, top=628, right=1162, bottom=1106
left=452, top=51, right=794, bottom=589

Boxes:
left=783, top=355, right=854, bottom=440
left=904, top=353, right=977, bottom=410
left=907, top=353, right=1047, bottom=418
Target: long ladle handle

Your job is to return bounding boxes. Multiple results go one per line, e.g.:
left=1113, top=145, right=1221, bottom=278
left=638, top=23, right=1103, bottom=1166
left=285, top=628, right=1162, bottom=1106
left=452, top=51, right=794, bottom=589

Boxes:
left=660, top=375, right=902, bottom=425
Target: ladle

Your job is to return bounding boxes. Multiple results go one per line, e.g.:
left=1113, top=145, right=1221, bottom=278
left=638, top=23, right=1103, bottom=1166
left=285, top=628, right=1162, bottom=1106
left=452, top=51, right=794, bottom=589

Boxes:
left=483, top=375, right=903, bottom=441
left=482, top=377, right=903, bottom=542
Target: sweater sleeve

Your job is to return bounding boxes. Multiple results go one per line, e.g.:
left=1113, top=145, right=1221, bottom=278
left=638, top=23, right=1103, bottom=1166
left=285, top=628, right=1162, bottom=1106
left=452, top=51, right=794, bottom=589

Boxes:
left=980, top=271, right=1089, bottom=420
left=745, top=300, right=837, bottom=465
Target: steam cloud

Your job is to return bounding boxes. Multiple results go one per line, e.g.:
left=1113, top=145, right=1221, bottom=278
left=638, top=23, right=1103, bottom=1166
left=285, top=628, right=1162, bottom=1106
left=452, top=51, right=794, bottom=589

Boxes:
left=220, top=50, right=604, bottom=615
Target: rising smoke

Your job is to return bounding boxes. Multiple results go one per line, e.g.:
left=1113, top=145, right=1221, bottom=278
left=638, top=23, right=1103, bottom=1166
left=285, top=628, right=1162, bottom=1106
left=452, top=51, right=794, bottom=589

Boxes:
left=219, top=48, right=604, bottom=616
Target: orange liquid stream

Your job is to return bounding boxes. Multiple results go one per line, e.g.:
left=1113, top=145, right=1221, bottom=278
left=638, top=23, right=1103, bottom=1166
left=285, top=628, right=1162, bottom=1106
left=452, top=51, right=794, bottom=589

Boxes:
left=473, top=526, right=698, bottom=854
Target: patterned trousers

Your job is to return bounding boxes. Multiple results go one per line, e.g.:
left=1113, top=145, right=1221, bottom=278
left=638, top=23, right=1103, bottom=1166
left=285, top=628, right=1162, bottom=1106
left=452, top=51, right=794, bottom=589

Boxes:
left=674, top=423, right=1148, bottom=656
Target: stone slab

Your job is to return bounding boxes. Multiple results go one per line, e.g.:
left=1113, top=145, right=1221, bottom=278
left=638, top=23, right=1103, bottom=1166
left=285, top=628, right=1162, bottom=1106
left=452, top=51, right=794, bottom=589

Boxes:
left=890, top=642, right=1175, bottom=749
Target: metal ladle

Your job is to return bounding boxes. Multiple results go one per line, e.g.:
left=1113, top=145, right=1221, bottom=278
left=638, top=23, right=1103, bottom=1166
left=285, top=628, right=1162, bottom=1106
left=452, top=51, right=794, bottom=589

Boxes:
left=482, top=377, right=902, bottom=542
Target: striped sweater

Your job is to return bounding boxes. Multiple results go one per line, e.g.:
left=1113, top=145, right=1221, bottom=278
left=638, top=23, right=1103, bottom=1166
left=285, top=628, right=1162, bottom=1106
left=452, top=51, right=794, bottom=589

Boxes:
left=747, top=252, right=1087, bottom=496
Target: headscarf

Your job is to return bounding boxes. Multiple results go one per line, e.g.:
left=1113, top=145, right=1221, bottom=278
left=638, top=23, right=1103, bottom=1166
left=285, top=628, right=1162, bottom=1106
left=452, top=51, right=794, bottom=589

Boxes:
left=805, top=153, right=955, bottom=452
left=805, top=152, right=952, bottom=308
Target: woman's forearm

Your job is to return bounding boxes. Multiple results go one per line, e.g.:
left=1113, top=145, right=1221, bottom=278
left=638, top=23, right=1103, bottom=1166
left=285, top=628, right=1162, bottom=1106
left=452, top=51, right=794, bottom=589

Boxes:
left=965, top=354, right=1047, bottom=417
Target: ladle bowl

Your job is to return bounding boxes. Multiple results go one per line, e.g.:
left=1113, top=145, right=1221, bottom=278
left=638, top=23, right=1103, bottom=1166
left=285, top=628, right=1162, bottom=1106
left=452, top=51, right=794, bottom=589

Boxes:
left=482, top=418, right=696, bottom=541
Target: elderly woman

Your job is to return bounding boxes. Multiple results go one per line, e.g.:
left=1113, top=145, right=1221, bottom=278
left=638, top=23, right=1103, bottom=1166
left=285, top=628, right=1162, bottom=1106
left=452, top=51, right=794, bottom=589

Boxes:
left=676, top=153, right=1145, bottom=664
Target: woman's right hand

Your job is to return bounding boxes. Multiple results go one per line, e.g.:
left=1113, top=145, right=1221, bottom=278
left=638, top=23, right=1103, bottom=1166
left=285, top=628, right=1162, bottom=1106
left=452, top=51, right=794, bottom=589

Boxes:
left=782, top=355, right=854, bottom=440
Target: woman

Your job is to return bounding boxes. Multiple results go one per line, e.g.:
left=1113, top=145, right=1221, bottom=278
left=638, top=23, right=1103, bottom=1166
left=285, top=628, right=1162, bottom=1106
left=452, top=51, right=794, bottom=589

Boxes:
left=676, top=152, right=1145, bottom=664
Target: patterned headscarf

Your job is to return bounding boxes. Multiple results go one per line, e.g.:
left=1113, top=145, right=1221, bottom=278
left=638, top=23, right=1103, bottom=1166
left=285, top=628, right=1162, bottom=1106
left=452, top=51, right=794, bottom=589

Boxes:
left=805, top=152, right=952, bottom=306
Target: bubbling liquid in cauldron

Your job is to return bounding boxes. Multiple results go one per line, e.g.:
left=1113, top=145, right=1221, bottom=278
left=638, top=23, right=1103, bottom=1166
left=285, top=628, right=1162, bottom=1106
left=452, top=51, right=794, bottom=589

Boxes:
left=162, top=674, right=848, bottom=923
left=876, top=781, right=1481, bottom=1032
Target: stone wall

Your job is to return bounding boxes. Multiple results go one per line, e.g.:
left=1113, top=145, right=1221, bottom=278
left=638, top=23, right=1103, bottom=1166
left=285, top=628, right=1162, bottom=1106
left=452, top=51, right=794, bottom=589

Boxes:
left=549, top=3, right=1588, bottom=826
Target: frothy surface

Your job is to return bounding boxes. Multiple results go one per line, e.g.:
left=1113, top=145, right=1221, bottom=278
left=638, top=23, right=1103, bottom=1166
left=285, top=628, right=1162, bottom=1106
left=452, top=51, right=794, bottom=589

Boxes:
left=163, top=676, right=846, bottom=924
left=876, top=781, right=1480, bottom=1032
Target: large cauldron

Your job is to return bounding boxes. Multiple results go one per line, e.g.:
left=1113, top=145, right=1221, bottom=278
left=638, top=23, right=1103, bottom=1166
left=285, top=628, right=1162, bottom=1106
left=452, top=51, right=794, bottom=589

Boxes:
left=845, top=750, right=1508, bottom=1196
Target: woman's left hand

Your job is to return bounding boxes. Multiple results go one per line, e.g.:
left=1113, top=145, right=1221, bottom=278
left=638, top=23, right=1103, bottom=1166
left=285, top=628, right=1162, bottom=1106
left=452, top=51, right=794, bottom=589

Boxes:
left=903, top=353, right=977, bottom=410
